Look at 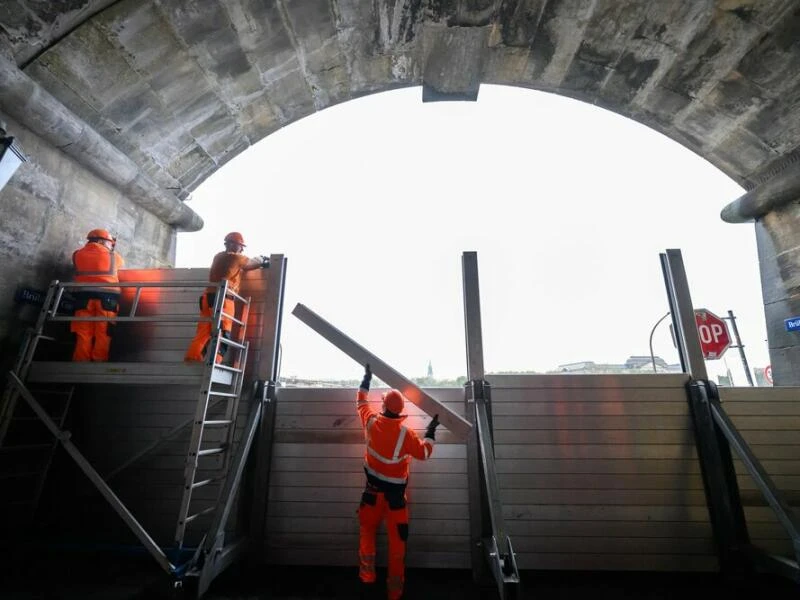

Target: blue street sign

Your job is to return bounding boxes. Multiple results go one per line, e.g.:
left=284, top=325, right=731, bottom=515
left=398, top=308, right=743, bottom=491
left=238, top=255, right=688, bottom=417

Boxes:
left=785, top=316, right=800, bottom=332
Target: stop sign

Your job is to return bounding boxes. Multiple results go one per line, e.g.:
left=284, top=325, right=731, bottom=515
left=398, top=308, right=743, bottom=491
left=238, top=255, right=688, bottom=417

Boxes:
left=694, top=309, right=730, bottom=360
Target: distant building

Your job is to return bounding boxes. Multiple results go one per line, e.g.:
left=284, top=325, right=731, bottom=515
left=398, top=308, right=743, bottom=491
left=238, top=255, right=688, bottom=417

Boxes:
left=551, top=356, right=682, bottom=375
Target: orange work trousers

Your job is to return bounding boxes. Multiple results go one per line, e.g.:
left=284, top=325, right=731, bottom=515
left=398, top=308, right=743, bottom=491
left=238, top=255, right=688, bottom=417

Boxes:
left=71, top=299, right=118, bottom=361
left=185, top=293, right=234, bottom=362
left=358, top=488, right=409, bottom=600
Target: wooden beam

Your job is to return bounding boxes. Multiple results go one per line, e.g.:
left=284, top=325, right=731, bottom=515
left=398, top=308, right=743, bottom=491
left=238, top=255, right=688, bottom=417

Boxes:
left=291, top=303, right=472, bottom=439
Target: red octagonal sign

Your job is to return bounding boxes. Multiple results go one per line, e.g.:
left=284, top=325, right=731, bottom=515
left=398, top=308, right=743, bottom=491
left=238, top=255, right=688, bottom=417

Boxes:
left=695, top=309, right=730, bottom=360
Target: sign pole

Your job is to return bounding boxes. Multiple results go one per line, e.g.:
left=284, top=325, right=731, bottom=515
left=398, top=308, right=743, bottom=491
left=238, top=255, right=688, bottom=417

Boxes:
left=726, top=310, right=754, bottom=387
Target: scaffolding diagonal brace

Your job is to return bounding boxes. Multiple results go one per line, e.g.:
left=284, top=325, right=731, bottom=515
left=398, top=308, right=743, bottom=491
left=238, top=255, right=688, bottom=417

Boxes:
left=6, top=371, right=175, bottom=576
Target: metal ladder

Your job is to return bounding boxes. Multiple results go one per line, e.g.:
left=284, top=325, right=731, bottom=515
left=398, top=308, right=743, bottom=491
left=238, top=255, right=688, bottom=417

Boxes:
left=174, top=282, right=251, bottom=549
left=0, top=283, right=76, bottom=521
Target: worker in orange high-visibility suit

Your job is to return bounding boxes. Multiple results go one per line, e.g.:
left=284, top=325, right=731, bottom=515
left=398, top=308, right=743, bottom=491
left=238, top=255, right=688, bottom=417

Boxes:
left=71, top=229, right=125, bottom=361
left=184, top=232, right=269, bottom=363
left=356, top=363, right=440, bottom=600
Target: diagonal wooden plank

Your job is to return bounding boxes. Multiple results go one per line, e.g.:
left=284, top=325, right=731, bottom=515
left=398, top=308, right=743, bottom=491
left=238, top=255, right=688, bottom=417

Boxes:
left=291, top=303, right=472, bottom=439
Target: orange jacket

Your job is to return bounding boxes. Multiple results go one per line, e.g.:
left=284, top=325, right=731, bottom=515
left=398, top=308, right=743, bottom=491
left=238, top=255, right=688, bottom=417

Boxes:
left=72, top=242, right=124, bottom=292
left=357, top=389, right=434, bottom=486
left=206, top=251, right=250, bottom=295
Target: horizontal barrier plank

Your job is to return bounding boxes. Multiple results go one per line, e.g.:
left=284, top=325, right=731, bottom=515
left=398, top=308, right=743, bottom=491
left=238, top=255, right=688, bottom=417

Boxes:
left=500, top=489, right=709, bottom=506
left=272, top=429, right=464, bottom=445
left=270, top=457, right=466, bottom=475
left=267, top=517, right=470, bottom=536
left=516, top=553, right=717, bottom=572
left=490, top=388, right=690, bottom=404
left=719, top=388, right=800, bottom=403
left=496, top=473, right=705, bottom=490
left=269, top=486, right=469, bottom=504
left=267, top=501, right=467, bottom=520
left=263, top=548, right=469, bottom=569
left=492, top=415, right=693, bottom=430
left=493, top=429, right=696, bottom=445
left=272, top=443, right=466, bottom=460
left=494, top=444, right=699, bottom=460
left=489, top=374, right=689, bottom=389
left=723, top=402, right=800, bottom=416
left=489, top=401, right=691, bottom=416
left=494, top=458, right=702, bottom=475
left=504, top=504, right=712, bottom=522
left=510, top=536, right=715, bottom=555
left=503, top=520, right=713, bottom=538
left=265, top=533, right=468, bottom=552
left=270, top=471, right=467, bottom=489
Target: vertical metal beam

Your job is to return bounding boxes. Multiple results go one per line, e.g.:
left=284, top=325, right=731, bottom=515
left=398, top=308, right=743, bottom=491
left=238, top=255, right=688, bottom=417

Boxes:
left=660, top=249, right=708, bottom=379
left=686, top=380, right=750, bottom=572
left=255, top=255, right=287, bottom=382
left=462, top=252, right=488, bottom=581
left=249, top=255, right=287, bottom=551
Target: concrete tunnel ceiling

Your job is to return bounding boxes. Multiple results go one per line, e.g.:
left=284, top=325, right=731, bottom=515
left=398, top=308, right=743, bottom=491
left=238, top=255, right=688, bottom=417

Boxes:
left=2, top=0, right=800, bottom=230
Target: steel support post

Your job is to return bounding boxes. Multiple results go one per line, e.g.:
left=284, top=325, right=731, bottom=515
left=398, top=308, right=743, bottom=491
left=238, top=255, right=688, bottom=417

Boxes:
left=250, top=256, right=287, bottom=550
left=686, top=380, right=750, bottom=572
left=659, top=249, right=708, bottom=379
left=660, top=249, right=750, bottom=573
left=462, top=252, right=519, bottom=599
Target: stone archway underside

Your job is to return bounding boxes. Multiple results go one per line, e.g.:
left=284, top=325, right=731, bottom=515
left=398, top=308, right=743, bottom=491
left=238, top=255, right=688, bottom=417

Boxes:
left=2, top=0, right=800, bottom=210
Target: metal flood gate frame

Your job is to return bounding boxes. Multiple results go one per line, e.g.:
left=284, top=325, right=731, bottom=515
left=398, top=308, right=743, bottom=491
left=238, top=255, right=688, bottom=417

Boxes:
left=661, top=249, right=800, bottom=582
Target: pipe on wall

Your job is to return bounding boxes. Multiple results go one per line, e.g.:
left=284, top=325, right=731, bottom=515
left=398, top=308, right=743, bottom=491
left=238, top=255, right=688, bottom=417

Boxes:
left=0, top=54, right=203, bottom=232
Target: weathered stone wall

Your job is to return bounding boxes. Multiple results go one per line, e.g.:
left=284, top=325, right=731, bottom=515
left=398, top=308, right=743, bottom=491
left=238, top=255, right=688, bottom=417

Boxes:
left=0, top=110, right=175, bottom=366
left=756, top=202, right=800, bottom=385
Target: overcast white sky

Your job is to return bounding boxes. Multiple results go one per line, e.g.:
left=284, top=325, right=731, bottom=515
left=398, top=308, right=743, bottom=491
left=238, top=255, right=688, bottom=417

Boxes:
left=176, top=84, right=768, bottom=385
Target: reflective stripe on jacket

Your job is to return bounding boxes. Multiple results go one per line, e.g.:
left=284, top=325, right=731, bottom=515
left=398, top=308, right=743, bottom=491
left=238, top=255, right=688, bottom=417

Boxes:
left=356, top=388, right=434, bottom=486
left=72, top=242, right=124, bottom=293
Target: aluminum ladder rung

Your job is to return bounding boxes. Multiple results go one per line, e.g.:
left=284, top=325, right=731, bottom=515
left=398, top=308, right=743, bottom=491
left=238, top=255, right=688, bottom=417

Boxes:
left=208, top=391, right=237, bottom=398
left=197, top=446, right=226, bottom=457
left=203, top=420, right=233, bottom=427
left=213, top=364, right=243, bottom=374
left=184, top=506, right=215, bottom=525
left=191, top=476, right=221, bottom=489
left=218, top=337, right=246, bottom=350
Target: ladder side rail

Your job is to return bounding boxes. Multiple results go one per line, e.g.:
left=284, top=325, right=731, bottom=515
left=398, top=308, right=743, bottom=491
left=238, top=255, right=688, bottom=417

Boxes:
left=221, top=343, right=249, bottom=475
left=188, top=393, right=263, bottom=594
left=174, top=281, right=229, bottom=548
left=6, top=372, right=175, bottom=575
left=0, top=282, right=62, bottom=446
left=710, top=397, right=800, bottom=563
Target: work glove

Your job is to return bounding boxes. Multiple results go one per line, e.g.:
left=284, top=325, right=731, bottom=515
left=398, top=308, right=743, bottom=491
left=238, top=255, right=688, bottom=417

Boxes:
left=258, top=255, right=270, bottom=268
left=360, top=363, right=372, bottom=391
left=424, top=414, right=440, bottom=440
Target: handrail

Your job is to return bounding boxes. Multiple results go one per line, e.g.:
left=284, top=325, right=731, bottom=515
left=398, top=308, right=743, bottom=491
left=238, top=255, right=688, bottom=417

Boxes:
left=710, top=401, right=800, bottom=550
left=41, top=279, right=251, bottom=324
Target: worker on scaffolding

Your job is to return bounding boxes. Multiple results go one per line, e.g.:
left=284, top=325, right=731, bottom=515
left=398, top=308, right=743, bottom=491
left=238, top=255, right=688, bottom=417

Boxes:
left=184, top=231, right=269, bottom=364
left=356, top=363, right=440, bottom=600
left=70, top=228, right=124, bottom=362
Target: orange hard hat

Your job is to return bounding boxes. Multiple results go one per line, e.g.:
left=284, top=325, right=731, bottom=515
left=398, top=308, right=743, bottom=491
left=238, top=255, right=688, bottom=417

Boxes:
left=382, top=389, right=405, bottom=414
left=86, top=228, right=113, bottom=242
left=224, top=231, right=246, bottom=247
